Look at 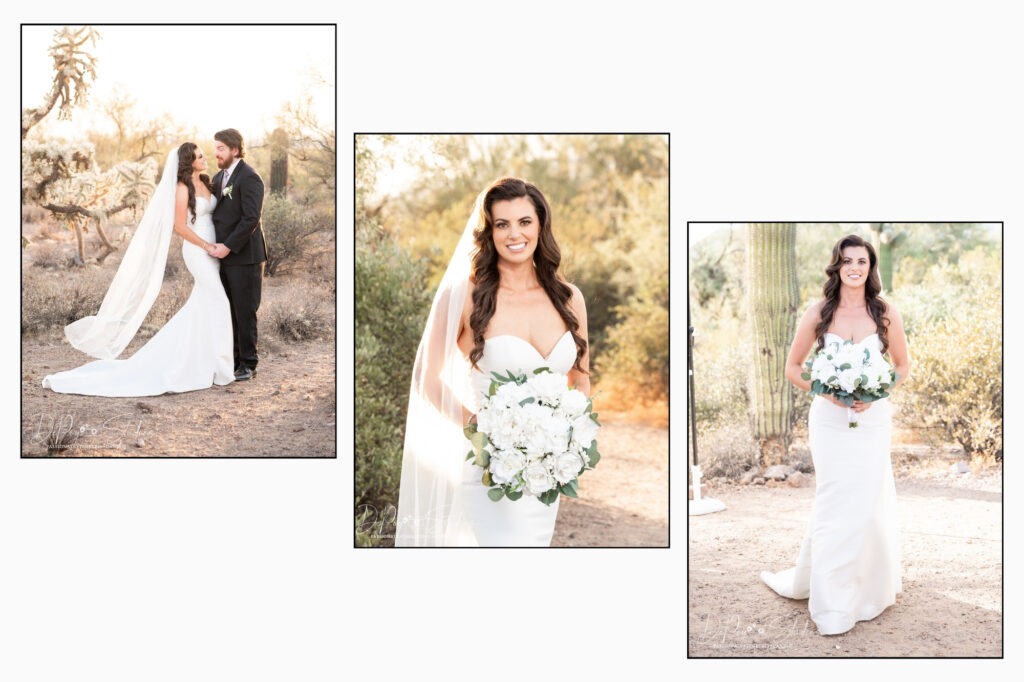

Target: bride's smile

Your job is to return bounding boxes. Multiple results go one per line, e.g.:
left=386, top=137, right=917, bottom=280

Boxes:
left=491, top=195, right=539, bottom=262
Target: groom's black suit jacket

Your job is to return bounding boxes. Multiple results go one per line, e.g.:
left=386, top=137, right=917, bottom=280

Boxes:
left=212, top=159, right=269, bottom=266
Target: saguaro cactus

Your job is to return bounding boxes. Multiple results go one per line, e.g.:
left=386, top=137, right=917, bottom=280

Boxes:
left=868, top=223, right=907, bottom=293
left=746, top=223, right=799, bottom=467
left=269, top=127, right=289, bottom=195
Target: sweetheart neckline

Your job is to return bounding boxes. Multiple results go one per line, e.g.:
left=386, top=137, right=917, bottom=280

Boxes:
left=483, top=330, right=572, bottom=361
left=824, top=331, right=879, bottom=345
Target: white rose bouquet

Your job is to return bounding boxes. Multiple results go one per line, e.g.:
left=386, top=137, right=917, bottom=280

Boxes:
left=801, top=339, right=897, bottom=428
left=464, top=367, right=601, bottom=505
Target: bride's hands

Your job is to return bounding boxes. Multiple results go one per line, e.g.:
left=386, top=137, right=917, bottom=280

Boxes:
left=851, top=400, right=873, bottom=413
left=821, top=394, right=846, bottom=409
left=822, top=394, right=873, bottom=412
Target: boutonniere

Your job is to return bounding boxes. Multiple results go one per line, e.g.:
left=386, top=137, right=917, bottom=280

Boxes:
left=223, top=184, right=234, bottom=199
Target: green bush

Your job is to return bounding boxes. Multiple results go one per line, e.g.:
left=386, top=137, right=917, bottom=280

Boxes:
left=261, top=194, right=331, bottom=277
left=355, top=219, right=432, bottom=524
left=895, top=286, right=1001, bottom=461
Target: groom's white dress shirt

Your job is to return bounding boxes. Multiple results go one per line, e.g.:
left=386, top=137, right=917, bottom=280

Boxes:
left=221, top=158, right=241, bottom=190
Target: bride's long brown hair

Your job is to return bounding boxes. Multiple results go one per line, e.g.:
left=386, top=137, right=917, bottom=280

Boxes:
left=813, top=234, right=891, bottom=355
left=176, top=142, right=215, bottom=225
left=468, top=177, right=586, bottom=372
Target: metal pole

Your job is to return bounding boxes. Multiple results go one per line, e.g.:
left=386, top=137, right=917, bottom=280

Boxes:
left=688, top=299, right=698, bottom=467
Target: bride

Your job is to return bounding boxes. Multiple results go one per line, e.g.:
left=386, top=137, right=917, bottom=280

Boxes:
left=394, top=177, right=590, bottom=547
left=761, top=234, right=910, bottom=635
left=41, top=143, right=235, bottom=396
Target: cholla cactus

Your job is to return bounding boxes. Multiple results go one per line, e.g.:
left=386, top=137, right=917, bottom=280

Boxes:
left=22, top=26, right=100, bottom=139
left=22, top=141, right=158, bottom=264
left=746, top=223, right=799, bottom=466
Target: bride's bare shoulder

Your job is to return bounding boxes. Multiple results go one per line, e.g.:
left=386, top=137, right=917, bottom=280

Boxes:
left=801, top=299, right=826, bottom=324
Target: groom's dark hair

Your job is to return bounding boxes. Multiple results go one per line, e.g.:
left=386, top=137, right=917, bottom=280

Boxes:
left=214, top=128, right=245, bottom=158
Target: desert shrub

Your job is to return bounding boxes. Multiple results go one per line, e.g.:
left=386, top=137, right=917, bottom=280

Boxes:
left=691, top=335, right=750, bottom=425
left=355, top=220, right=432, bottom=513
left=21, top=268, right=107, bottom=334
left=895, top=286, right=1001, bottom=461
left=691, top=419, right=761, bottom=479
left=262, top=281, right=335, bottom=342
left=598, top=298, right=668, bottom=402
left=261, top=194, right=332, bottom=277
left=31, top=243, right=74, bottom=269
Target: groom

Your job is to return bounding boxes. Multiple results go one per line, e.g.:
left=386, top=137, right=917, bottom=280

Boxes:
left=210, top=128, right=268, bottom=381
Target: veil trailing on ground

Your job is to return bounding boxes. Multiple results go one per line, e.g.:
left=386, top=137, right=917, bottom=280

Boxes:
left=64, top=147, right=180, bottom=360
left=394, top=192, right=484, bottom=546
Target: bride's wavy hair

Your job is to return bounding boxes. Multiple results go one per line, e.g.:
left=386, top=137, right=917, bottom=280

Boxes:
left=176, top=143, right=215, bottom=225
left=468, top=177, right=587, bottom=373
left=813, top=234, right=891, bottom=355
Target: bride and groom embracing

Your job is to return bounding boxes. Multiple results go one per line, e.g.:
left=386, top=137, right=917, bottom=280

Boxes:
left=42, top=129, right=269, bottom=397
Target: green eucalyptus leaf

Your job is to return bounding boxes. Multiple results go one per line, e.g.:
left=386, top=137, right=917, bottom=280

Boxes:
left=539, top=489, right=559, bottom=506
left=487, top=487, right=505, bottom=502
left=559, top=479, right=579, bottom=498
left=506, top=489, right=523, bottom=501
left=469, top=430, right=489, bottom=454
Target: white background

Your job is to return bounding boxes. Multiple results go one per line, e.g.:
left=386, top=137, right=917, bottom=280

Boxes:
left=3, top=1, right=1019, bottom=679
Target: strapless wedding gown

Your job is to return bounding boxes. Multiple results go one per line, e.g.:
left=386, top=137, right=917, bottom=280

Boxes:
left=761, top=332, right=901, bottom=635
left=458, top=330, right=576, bottom=546
left=42, top=195, right=235, bottom=396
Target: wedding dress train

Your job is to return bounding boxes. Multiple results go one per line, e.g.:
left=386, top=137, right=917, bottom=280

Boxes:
left=760, top=332, right=902, bottom=635
left=455, top=331, right=576, bottom=546
left=42, top=195, right=235, bottom=397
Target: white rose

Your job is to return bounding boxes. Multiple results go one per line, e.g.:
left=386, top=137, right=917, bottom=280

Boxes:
left=523, top=462, right=556, bottom=496
left=518, top=402, right=553, bottom=451
left=540, top=412, right=571, bottom=453
left=527, top=371, right=569, bottom=407
left=559, top=388, right=589, bottom=418
left=552, top=452, right=584, bottom=484
left=837, top=368, right=859, bottom=394
left=494, top=381, right=527, bottom=409
left=484, top=405, right=520, bottom=450
left=570, top=414, right=599, bottom=451
left=490, top=449, right=526, bottom=485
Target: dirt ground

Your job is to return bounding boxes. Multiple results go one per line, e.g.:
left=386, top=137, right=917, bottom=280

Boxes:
left=21, top=337, right=335, bottom=457
left=552, top=418, right=668, bottom=547
left=688, top=459, right=1002, bottom=656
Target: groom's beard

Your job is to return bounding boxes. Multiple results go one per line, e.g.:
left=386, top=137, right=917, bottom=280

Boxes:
left=217, top=156, right=236, bottom=170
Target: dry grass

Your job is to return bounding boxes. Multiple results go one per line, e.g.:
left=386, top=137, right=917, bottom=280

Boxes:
left=262, top=279, right=335, bottom=343
left=30, top=242, right=75, bottom=269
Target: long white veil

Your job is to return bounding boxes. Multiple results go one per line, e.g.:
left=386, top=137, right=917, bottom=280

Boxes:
left=394, top=192, right=483, bottom=546
left=64, top=146, right=180, bottom=359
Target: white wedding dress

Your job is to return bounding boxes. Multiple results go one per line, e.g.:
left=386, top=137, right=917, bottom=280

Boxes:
left=457, top=330, right=576, bottom=546
left=42, top=195, right=235, bottom=396
left=761, top=332, right=901, bottom=635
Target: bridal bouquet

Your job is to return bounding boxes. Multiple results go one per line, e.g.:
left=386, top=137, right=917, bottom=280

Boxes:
left=802, top=339, right=897, bottom=428
left=464, top=367, right=600, bottom=506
